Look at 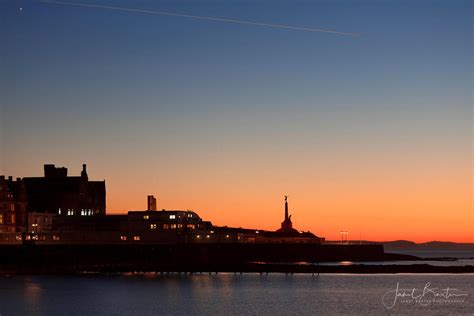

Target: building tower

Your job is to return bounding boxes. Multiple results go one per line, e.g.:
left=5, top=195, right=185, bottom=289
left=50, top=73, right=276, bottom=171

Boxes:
left=147, top=195, right=157, bottom=211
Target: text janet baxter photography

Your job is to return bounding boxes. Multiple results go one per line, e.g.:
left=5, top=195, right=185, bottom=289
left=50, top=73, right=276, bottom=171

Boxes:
left=382, top=281, right=469, bottom=310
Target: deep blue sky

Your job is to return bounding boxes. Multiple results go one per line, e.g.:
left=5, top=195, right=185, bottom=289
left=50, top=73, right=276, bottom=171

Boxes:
left=1, top=0, right=472, bottom=240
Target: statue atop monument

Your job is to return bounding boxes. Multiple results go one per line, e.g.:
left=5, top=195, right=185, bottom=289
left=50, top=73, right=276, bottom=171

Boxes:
left=277, top=195, right=298, bottom=233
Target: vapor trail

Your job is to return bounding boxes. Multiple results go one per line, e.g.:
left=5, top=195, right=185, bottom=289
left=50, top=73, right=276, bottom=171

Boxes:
left=40, top=0, right=360, bottom=37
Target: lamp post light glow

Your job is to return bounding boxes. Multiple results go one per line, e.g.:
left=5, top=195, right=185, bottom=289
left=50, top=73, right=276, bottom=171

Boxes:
left=340, top=231, right=349, bottom=244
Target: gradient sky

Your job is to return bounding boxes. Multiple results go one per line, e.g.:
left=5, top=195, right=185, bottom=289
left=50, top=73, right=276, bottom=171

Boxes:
left=1, top=0, right=472, bottom=242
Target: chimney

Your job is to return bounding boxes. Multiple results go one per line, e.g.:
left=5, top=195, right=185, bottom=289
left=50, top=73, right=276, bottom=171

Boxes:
left=8, top=176, right=12, bottom=181
left=147, top=195, right=157, bottom=211
left=81, top=164, right=88, bottom=179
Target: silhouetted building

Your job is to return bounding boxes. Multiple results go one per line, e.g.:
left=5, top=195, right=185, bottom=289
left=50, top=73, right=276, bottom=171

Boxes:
left=0, top=176, right=28, bottom=232
left=22, top=164, right=106, bottom=216
left=0, top=177, right=16, bottom=232
left=147, top=195, right=157, bottom=211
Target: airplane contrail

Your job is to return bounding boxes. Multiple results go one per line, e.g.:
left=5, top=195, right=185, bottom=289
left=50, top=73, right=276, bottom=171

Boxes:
left=40, top=0, right=360, bottom=37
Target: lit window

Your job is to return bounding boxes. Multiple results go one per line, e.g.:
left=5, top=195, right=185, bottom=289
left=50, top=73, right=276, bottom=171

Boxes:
left=187, top=224, right=195, bottom=229
left=16, top=234, right=22, bottom=241
left=206, top=235, right=210, bottom=238
left=196, top=235, right=200, bottom=239
left=0, top=215, right=3, bottom=224
left=163, top=224, right=169, bottom=229
left=171, top=224, right=177, bottom=229
left=187, top=213, right=193, bottom=218
left=169, top=215, right=176, bottom=219
left=58, top=208, right=61, bottom=215
left=226, top=235, right=230, bottom=238
left=53, top=235, right=60, bottom=241
left=133, top=236, right=140, bottom=241
left=143, top=215, right=149, bottom=220
left=150, top=224, right=157, bottom=229
left=177, top=224, right=183, bottom=229
left=120, top=236, right=127, bottom=241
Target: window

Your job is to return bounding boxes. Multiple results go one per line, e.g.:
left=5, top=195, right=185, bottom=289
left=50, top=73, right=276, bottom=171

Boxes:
left=120, top=236, right=127, bottom=241
left=53, top=235, right=60, bottom=241
left=177, top=224, right=183, bottom=229
left=169, top=214, right=176, bottom=219
left=150, top=224, right=157, bottom=229
left=171, top=224, right=177, bottom=229
left=163, top=224, right=169, bottom=229
left=58, top=208, right=61, bottom=215
left=133, top=236, right=140, bottom=241
left=143, top=215, right=149, bottom=220
left=0, top=215, right=3, bottom=224
left=187, top=224, right=195, bottom=229
left=16, top=234, right=22, bottom=241
left=187, top=213, right=193, bottom=218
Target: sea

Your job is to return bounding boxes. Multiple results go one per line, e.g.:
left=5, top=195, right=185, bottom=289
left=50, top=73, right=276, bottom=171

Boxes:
left=0, top=251, right=472, bottom=315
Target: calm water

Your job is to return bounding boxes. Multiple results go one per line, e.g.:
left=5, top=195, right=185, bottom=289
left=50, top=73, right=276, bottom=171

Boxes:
left=318, top=259, right=474, bottom=267
left=0, top=274, right=472, bottom=315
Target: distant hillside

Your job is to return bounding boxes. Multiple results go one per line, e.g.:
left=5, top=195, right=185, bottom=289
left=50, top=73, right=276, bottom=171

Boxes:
left=382, top=240, right=474, bottom=251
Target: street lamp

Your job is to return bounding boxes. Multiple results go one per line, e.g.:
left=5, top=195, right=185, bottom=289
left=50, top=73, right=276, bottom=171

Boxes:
left=339, top=231, right=349, bottom=244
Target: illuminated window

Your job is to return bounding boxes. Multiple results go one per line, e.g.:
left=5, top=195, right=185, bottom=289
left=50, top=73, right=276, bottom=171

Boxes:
left=196, top=235, right=200, bottom=239
left=133, top=236, right=140, bottom=241
left=226, top=235, right=230, bottom=238
left=120, top=236, right=127, bottom=241
left=58, top=208, right=61, bottom=215
left=177, top=224, right=183, bottom=229
left=53, top=235, right=60, bottom=241
left=16, top=234, right=22, bottom=241
left=150, top=224, right=157, bottom=229
left=25, top=235, right=31, bottom=241
left=171, top=224, right=177, bottom=229
left=0, top=215, right=3, bottom=224
left=206, top=235, right=210, bottom=238
left=163, top=224, right=169, bottom=229
left=187, top=224, right=195, bottom=229
left=11, top=215, right=15, bottom=224
left=169, top=215, right=176, bottom=219
left=187, top=213, right=193, bottom=218
left=143, top=215, right=149, bottom=220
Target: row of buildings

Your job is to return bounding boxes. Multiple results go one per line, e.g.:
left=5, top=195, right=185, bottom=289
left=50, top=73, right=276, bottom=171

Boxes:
left=0, top=164, right=105, bottom=233
left=0, top=164, right=323, bottom=245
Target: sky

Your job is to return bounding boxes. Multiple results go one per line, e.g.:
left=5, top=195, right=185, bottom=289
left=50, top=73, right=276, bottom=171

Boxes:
left=1, top=0, right=472, bottom=242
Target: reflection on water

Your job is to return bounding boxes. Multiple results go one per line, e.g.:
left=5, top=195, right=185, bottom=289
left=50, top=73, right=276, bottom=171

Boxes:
left=0, top=274, right=472, bottom=315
